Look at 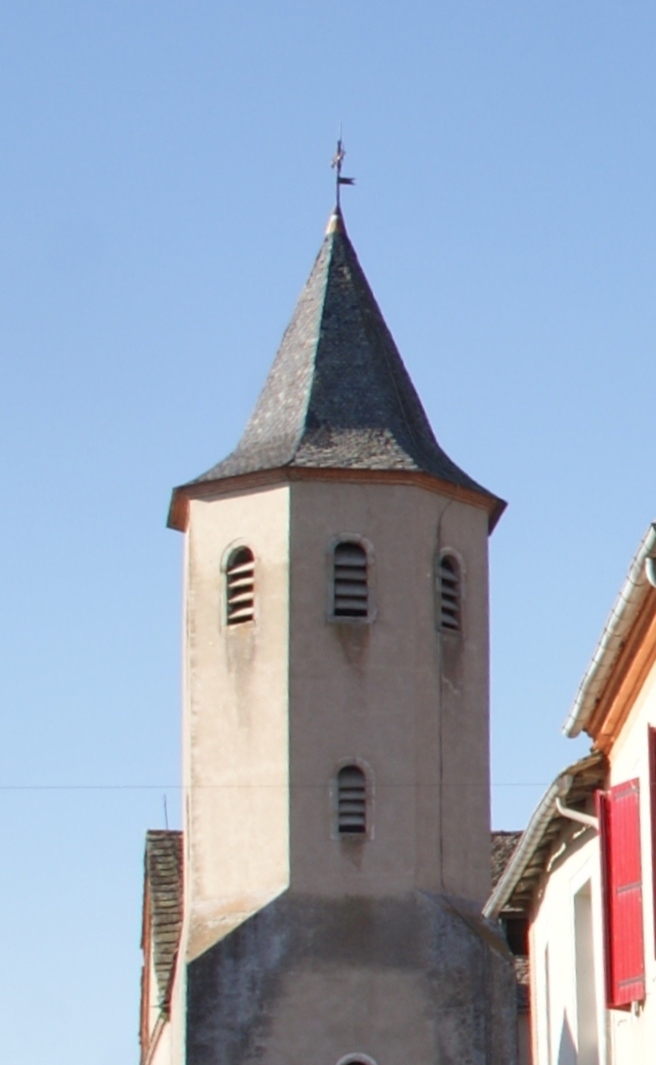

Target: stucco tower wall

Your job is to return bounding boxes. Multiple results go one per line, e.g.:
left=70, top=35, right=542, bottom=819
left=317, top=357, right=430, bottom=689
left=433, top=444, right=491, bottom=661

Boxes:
left=288, top=480, right=491, bottom=904
left=183, top=486, right=291, bottom=961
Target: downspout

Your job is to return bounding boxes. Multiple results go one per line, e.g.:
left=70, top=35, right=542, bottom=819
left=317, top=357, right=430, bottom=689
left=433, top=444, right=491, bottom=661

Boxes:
left=484, top=753, right=604, bottom=919
left=554, top=774, right=599, bottom=831
left=484, top=777, right=566, bottom=919
left=555, top=797, right=598, bottom=831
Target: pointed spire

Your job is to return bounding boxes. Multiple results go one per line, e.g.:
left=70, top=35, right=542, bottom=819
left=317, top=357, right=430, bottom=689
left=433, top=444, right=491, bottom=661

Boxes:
left=180, top=211, right=502, bottom=526
left=325, top=204, right=344, bottom=235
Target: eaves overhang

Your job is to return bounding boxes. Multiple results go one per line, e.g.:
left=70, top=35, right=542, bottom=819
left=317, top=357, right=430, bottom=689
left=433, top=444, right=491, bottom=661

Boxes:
left=167, top=465, right=506, bottom=534
left=563, top=523, right=656, bottom=739
left=483, top=750, right=606, bottom=920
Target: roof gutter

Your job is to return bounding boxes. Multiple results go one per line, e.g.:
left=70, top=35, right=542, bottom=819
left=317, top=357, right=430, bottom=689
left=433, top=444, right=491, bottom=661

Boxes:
left=483, top=752, right=603, bottom=920
left=562, top=523, right=656, bottom=739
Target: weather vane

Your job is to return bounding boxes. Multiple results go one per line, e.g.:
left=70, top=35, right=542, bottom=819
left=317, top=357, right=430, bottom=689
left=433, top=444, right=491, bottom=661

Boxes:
left=331, top=135, right=355, bottom=207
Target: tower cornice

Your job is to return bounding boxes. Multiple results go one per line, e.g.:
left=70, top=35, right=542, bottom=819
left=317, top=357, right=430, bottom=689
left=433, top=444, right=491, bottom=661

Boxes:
left=167, top=465, right=506, bottom=533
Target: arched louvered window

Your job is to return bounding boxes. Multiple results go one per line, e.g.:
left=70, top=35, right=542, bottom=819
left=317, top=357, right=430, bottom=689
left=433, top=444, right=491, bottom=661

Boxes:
left=225, top=547, right=255, bottom=626
left=438, top=554, right=461, bottom=632
left=333, top=541, right=368, bottom=619
left=337, top=765, right=367, bottom=835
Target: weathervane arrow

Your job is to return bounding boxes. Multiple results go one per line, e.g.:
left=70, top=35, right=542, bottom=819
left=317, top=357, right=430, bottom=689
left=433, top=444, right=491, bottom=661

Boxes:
left=331, top=136, right=355, bottom=207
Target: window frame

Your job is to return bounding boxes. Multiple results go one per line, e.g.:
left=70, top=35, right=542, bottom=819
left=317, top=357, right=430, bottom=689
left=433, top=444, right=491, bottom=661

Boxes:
left=327, top=534, right=376, bottom=624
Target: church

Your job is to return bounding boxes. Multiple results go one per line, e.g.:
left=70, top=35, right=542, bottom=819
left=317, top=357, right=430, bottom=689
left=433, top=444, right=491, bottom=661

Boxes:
left=138, top=199, right=518, bottom=1065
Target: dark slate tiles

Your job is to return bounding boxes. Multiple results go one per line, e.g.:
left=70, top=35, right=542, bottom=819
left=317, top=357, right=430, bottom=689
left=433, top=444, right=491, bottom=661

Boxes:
left=188, top=210, right=493, bottom=498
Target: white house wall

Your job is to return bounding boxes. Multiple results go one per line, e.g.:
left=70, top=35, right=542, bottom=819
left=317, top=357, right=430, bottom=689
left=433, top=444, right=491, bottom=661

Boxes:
left=531, top=653, right=656, bottom=1065
left=530, top=832, right=606, bottom=1065
left=604, top=656, right=656, bottom=1063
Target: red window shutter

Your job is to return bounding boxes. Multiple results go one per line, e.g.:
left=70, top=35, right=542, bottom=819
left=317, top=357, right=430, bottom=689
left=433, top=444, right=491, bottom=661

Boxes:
left=650, top=727, right=656, bottom=956
left=597, top=778, right=645, bottom=1008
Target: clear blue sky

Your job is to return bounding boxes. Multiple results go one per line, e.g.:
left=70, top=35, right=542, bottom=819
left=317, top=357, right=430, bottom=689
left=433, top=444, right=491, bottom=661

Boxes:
left=2, top=2, right=656, bottom=1061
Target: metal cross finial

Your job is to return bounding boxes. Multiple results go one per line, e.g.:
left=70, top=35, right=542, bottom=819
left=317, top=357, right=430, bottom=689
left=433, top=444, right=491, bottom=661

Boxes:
left=331, top=135, right=355, bottom=207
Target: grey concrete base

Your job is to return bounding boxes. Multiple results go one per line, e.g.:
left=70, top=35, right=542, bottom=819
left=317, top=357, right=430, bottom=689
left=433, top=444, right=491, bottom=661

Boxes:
left=186, top=891, right=517, bottom=1065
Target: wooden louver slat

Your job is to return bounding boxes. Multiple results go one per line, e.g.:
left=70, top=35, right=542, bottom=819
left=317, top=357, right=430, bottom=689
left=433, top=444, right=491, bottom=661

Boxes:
left=439, top=555, right=460, bottom=632
left=226, top=547, right=255, bottom=626
left=333, top=542, right=368, bottom=618
left=337, top=766, right=367, bottom=834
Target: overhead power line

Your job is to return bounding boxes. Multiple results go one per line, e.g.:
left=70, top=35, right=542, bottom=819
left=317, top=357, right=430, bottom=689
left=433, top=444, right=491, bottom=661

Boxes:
left=0, top=781, right=549, bottom=792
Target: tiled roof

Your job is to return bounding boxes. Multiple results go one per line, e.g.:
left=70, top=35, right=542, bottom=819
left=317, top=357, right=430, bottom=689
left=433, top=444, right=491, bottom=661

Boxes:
left=485, top=752, right=607, bottom=919
left=144, top=830, right=183, bottom=1012
left=491, top=831, right=523, bottom=891
left=491, top=832, right=531, bottom=1012
left=183, top=208, right=503, bottom=520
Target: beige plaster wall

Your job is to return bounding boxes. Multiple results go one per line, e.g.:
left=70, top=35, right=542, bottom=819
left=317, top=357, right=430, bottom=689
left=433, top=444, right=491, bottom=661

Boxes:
left=183, top=486, right=291, bottom=959
left=183, top=890, right=518, bottom=1065
left=248, top=968, right=437, bottom=1064
left=181, top=474, right=492, bottom=976
left=287, top=480, right=491, bottom=904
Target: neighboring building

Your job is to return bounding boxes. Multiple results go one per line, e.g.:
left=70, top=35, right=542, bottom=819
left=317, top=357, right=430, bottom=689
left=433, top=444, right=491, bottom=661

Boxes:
left=140, top=830, right=184, bottom=1065
left=139, top=204, right=519, bottom=1065
left=491, top=831, right=531, bottom=1065
left=486, top=523, right=656, bottom=1065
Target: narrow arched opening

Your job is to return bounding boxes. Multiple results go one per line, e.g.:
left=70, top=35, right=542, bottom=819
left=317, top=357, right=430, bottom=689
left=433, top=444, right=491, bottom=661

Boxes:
left=337, top=765, right=367, bottom=835
left=438, top=554, right=461, bottom=632
left=332, top=541, right=368, bottom=619
left=225, top=546, right=255, bottom=626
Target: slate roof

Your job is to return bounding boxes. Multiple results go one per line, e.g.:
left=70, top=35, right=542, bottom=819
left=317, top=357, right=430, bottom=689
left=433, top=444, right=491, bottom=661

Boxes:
left=184, top=208, right=502, bottom=517
left=144, top=830, right=183, bottom=1012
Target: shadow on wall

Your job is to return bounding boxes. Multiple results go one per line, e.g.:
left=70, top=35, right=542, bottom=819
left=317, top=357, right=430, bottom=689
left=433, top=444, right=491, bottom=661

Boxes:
left=557, top=1014, right=576, bottom=1065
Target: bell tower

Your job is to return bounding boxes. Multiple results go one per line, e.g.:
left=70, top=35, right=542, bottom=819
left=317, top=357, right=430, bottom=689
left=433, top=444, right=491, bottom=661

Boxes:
left=166, top=207, right=515, bottom=1065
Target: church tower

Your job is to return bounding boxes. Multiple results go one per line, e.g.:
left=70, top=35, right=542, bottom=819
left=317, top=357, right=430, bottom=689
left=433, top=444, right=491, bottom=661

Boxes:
left=150, top=206, right=516, bottom=1065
